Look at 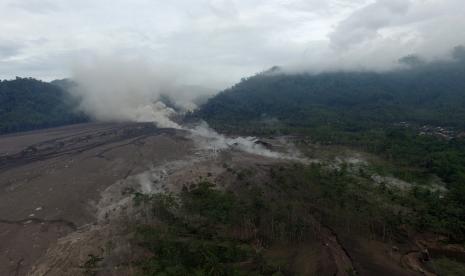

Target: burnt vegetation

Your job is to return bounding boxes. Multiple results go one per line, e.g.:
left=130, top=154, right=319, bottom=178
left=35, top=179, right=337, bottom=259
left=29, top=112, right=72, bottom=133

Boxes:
left=131, top=161, right=465, bottom=275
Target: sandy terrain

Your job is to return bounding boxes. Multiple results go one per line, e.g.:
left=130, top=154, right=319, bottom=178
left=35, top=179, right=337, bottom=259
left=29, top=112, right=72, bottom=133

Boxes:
left=0, top=123, right=194, bottom=275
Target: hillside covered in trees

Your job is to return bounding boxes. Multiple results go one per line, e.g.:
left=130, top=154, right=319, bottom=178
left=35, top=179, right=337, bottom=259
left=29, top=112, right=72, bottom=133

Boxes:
left=194, top=49, right=465, bottom=247
left=0, top=78, right=88, bottom=134
left=197, top=47, right=465, bottom=132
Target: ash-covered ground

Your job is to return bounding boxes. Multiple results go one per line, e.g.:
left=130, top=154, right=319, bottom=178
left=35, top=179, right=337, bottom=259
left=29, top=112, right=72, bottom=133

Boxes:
left=0, top=122, right=300, bottom=275
left=0, top=123, right=193, bottom=275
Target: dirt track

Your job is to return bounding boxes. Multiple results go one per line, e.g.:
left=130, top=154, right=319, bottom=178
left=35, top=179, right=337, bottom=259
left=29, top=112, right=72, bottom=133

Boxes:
left=0, top=123, right=194, bottom=275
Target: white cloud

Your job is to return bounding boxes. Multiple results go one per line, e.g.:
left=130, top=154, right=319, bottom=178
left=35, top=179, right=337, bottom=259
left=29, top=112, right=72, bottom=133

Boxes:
left=329, top=0, right=411, bottom=49
left=0, top=0, right=464, bottom=85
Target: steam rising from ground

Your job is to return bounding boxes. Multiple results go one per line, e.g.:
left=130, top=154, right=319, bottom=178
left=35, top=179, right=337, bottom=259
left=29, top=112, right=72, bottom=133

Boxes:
left=71, top=56, right=204, bottom=128
left=189, top=122, right=289, bottom=159
left=70, top=56, right=301, bottom=159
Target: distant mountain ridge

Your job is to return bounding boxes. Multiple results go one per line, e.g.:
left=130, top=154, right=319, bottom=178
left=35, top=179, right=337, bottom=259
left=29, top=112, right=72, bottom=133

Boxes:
left=196, top=48, right=465, bottom=132
left=0, top=77, right=88, bottom=134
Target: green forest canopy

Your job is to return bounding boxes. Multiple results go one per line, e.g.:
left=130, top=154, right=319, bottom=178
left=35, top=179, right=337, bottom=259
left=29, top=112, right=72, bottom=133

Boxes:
left=196, top=47, right=465, bottom=131
left=0, top=77, right=87, bottom=134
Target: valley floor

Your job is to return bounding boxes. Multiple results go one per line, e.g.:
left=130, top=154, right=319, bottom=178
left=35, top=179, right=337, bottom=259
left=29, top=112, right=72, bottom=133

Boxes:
left=0, top=123, right=462, bottom=275
left=0, top=123, right=193, bottom=275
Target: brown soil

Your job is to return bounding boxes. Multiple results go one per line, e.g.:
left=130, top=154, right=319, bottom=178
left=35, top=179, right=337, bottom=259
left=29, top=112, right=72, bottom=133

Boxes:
left=0, top=123, right=193, bottom=275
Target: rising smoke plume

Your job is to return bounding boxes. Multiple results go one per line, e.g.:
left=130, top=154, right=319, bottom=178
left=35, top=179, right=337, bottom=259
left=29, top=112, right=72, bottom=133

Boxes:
left=70, top=55, right=213, bottom=128
left=70, top=55, right=303, bottom=160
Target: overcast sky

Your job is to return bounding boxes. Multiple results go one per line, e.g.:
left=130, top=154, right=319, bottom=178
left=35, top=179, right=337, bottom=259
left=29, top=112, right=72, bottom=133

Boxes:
left=0, top=0, right=464, bottom=88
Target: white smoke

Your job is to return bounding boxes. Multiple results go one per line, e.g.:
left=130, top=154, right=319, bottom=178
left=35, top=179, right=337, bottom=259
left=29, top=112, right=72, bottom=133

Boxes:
left=70, top=55, right=207, bottom=128
left=188, top=122, right=279, bottom=158
left=188, top=122, right=304, bottom=160
left=69, top=55, right=302, bottom=160
left=132, top=102, right=181, bottom=129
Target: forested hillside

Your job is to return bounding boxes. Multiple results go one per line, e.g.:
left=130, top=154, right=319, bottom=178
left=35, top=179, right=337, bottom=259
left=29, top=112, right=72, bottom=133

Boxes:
left=194, top=50, right=465, bottom=243
left=197, top=48, right=465, bottom=132
left=0, top=77, right=88, bottom=134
